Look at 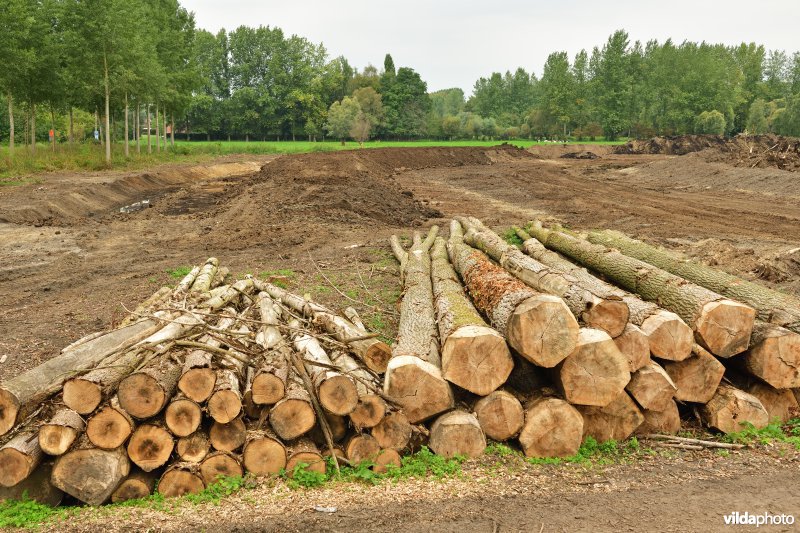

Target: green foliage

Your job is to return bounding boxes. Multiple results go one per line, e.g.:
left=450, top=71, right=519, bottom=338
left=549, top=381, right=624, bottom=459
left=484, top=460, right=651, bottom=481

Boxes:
left=0, top=496, right=70, bottom=529
left=166, top=266, right=192, bottom=279
left=722, top=419, right=800, bottom=449
left=526, top=437, right=629, bottom=466
left=326, top=97, right=361, bottom=142
left=501, top=228, right=523, bottom=246
left=695, top=110, right=727, bottom=135
left=485, top=442, right=518, bottom=457
left=185, top=476, right=248, bottom=504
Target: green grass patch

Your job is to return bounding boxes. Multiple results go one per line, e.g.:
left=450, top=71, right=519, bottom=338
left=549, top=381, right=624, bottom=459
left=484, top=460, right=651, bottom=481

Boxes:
left=166, top=266, right=192, bottom=279
left=0, top=496, right=72, bottom=529
left=501, top=228, right=523, bottom=246
left=722, top=418, right=800, bottom=449
left=526, top=436, right=634, bottom=466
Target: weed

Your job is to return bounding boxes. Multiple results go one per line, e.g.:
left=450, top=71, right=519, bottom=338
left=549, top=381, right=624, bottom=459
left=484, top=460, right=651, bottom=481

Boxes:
left=283, top=464, right=328, bottom=489
left=526, top=437, right=631, bottom=466
left=502, top=228, right=523, bottom=246
left=717, top=449, right=730, bottom=457
left=0, top=496, right=70, bottom=528
left=184, top=476, right=248, bottom=505
left=485, top=442, right=519, bottom=457
left=166, top=266, right=192, bottom=279
left=722, top=419, right=800, bottom=449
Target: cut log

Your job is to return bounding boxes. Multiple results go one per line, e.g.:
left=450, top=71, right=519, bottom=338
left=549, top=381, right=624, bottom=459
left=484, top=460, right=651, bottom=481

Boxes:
left=344, top=307, right=367, bottom=331
left=51, top=439, right=130, bottom=505
left=39, top=408, right=85, bottom=456
left=473, top=390, right=524, bottom=441
left=345, top=434, right=381, bottom=465
left=176, top=431, right=210, bottom=463
left=86, top=396, right=135, bottom=450
left=428, top=410, right=486, bottom=459
left=328, top=350, right=386, bottom=429
left=373, top=448, right=402, bottom=473
left=553, top=328, right=631, bottom=407
left=118, top=357, right=181, bottom=419
left=518, top=397, right=584, bottom=458
left=127, top=423, right=174, bottom=472
left=207, top=369, right=243, bottom=424
left=292, top=330, right=359, bottom=416
left=165, top=395, right=203, bottom=437
left=111, top=470, right=156, bottom=502
left=285, top=438, right=326, bottom=477
left=0, top=316, right=164, bottom=435
left=242, top=368, right=263, bottom=420
left=269, top=372, right=316, bottom=440
left=0, top=428, right=42, bottom=487
left=430, top=236, right=513, bottom=395
left=613, top=324, right=651, bottom=372
left=527, top=222, right=755, bottom=358
left=744, top=322, right=800, bottom=389
left=578, top=391, right=645, bottom=442
left=371, top=411, right=412, bottom=451
left=448, top=220, right=579, bottom=368
left=626, top=361, right=677, bottom=412
left=663, top=344, right=725, bottom=403
left=464, top=219, right=629, bottom=337
left=201, top=278, right=255, bottom=311
left=309, top=414, right=348, bottom=446
left=62, top=348, right=148, bottom=415
left=178, top=344, right=218, bottom=404
left=587, top=229, right=800, bottom=333
left=189, top=257, right=218, bottom=295
left=383, top=356, right=453, bottom=424
left=174, top=265, right=201, bottom=296
left=700, top=384, right=769, bottom=434
left=200, top=451, right=243, bottom=485
left=242, top=430, right=287, bottom=476
left=635, top=400, right=681, bottom=435
left=158, top=463, right=205, bottom=497
left=0, top=462, right=62, bottom=506
left=251, top=356, right=289, bottom=406
left=210, top=417, right=247, bottom=452
left=515, top=226, right=694, bottom=361
left=744, top=382, right=799, bottom=424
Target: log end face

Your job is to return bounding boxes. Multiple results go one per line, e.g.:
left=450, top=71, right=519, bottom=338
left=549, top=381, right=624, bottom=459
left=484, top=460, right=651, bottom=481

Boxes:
left=127, top=425, right=175, bottom=472
left=111, top=478, right=152, bottom=503
left=243, top=438, right=287, bottom=476
left=428, top=410, right=486, bottom=459
left=696, top=300, right=756, bottom=358
left=345, top=434, right=381, bottom=465
left=0, top=448, right=32, bottom=487
left=373, top=449, right=402, bottom=474
left=118, top=374, right=167, bottom=419
left=579, top=392, right=644, bottom=443
left=349, top=395, right=387, bottom=429
left=665, top=350, right=725, bottom=404
left=251, top=374, right=285, bottom=405
left=158, top=468, right=205, bottom=498
left=52, top=448, right=131, bottom=505
left=473, top=390, right=524, bottom=441
left=641, top=311, right=694, bottom=361
left=365, top=343, right=392, bottom=374
left=635, top=400, right=681, bottom=435
left=63, top=379, right=103, bottom=415
left=701, top=386, right=769, bottom=434
left=384, top=356, right=454, bottom=424
left=745, top=383, right=799, bottom=424
left=559, top=329, right=631, bottom=406
left=178, top=369, right=217, bottom=404
left=625, top=362, right=677, bottom=412
left=165, top=399, right=203, bottom=437
left=519, top=398, right=584, bottom=458
left=286, top=452, right=326, bottom=477
left=177, top=433, right=210, bottom=463
left=207, top=390, right=243, bottom=424
left=209, top=418, right=247, bottom=452
left=318, top=376, right=359, bottom=416
left=0, top=389, right=20, bottom=437
left=508, top=296, right=579, bottom=368
left=581, top=299, right=629, bottom=339
left=39, top=426, right=79, bottom=456
left=270, top=399, right=316, bottom=441
left=87, top=407, right=133, bottom=450
left=442, top=326, right=513, bottom=396
left=745, top=331, right=800, bottom=389
left=371, top=411, right=412, bottom=451
left=613, top=324, right=651, bottom=372
left=200, top=453, right=243, bottom=485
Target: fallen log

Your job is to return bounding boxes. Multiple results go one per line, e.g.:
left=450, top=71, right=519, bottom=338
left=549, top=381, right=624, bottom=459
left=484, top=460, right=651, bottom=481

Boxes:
left=578, top=391, right=645, bottom=442
left=51, top=438, right=130, bottom=505
left=635, top=400, right=681, bottom=435
left=701, top=384, right=769, bottom=434
left=0, top=427, right=42, bottom=487
left=473, top=390, right=524, bottom=441
left=371, top=411, right=412, bottom=451
left=111, top=469, right=156, bottom=502
left=744, top=322, right=800, bottom=389
left=86, top=396, right=135, bottom=450
left=158, top=463, right=205, bottom=497
left=200, top=451, right=243, bottom=485
left=518, top=396, right=584, bottom=458
left=430, top=236, right=513, bottom=395
left=201, top=278, right=255, bottom=311
left=127, top=423, right=174, bottom=472
left=428, top=410, right=486, bottom=459
left=744, top=382, right=799, bottom=424
left=176, top=431, right=210, bottom=463
left=587, top=229, right=800, bottom=332
left=189, top=257, right=219, bottom=295
left=177, top=311, right=237, bottom=403
left=448, top=220, right=579, bottom=368
left=527, top=221, right=756, bottom=358
left=242, top=429, right=287, bottom=476
left=613, top=324, right=651, bottom=372
left=250, top=293, right=289, bottom=405
left=625, top=361, right=677, bottom=412
left=209, top=416, right=247, bottom=452
left=663, top=344, right=725, bottom=403
left=39, top=408, right=85, bottom=456
left=285, top=438, right=326, bottom=476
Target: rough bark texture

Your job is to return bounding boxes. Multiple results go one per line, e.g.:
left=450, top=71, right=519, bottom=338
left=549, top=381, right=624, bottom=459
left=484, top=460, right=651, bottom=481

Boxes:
left=578, top=391, right=645, bottom=442
left=528, top=222, right=756, bottom=358
left=190, top=257, right=219, bottom=295
left=518, top=397, right=584, bottom=458
left=86, top=396, right=135, bottom=450
left=118, top=357, right=181, bottom=420
left=0, top=428, right=43, bottom=487
left=744, top=322, right=800, bottom=389
left=63, top=348, right=148, bottom=415
left=449, top=220, right=579, bottom=367
left=744, top=382, right=799, bottom=423
left=464, top=219, right=628, bottom=337
left=209, top=417, right=247, bottom=452
left=371, top=411, right=412, bottom=451
left=700, top=384, right=770, bottom=434
left=39, top=408, right=85, bottom=456
left=158, top=463, right=205, bottom=497
left=428, top=410, right=486, bottom=459
left=127, top=423, right=174, bottom=472
left=473, top=390, right=524, bottom=441
left=635, top=399, right=682, bottom=435
left=242, top=429, right=287, bottom=476
left=613, top=324, right=651, bottom=372
left=553, top=328, right=631, bottom=406
left=625, top=361, right=677, bottom=412
left=588, top=229, right=800, bottom=333
left=51, top=440, right=130, bottom=505
left=664, top=344, right=726, bottom=403
left=111, top=470, right=156, bottom=502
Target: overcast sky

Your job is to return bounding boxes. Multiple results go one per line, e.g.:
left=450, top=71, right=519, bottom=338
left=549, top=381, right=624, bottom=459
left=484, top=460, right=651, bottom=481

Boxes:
left=182, top=0, right=800, bottom=95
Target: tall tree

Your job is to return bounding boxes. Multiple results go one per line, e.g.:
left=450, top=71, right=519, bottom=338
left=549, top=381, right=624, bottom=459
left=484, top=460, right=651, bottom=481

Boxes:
left=382, top=67, right=429, bottom=138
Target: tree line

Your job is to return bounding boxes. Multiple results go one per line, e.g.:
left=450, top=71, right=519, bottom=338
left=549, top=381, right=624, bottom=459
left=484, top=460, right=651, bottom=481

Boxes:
left=2, top=1, right=800, bottom=166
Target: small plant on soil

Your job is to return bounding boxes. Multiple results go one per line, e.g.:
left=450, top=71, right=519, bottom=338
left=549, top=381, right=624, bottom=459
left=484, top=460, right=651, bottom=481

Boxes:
left=0, top=495, right=72, bottom=528
left=501, top=228, right=523, bottom=246
left=722, top=418, right=800, bottom=449
left=166, top=266, right=192, bottom=279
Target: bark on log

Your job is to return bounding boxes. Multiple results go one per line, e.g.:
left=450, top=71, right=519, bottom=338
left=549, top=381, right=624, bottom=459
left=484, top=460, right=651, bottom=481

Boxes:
left=0, top=428, right=42, bottom=487
left=744, top=322, right=800, bottom=389
left=345, top=434, right=381, bottom=465
left=626, top=361, right=677, bottom=412
left=744, top=382, right=799, bottom=424
left=578, top=391, right=645, bottom=442
left=251, top=294, right=289, bottom=405
left=430, top=236, right=513, bottom=395
left=63, top=348, right=148, bottom=415
left=209, top=417, right=247, bottom=452
left=0, top=462, right=62, bottom=506
left=127, top=423, right=174, bottom=472
left=464, top=219, right=629, bottom=337
left=373, top=448, right=402, bottom=473
left=86, top=396, right=135, bottom=450
left=448, top=220, right=579, bottom=368
left=176, top=431, right=210, bottom=463
left=0, top=316, right=164, bottom=435
left=293, top=330, right=359, bottom=416
left=118, top=356, right=181, bottom=419
left=200, top=451, right=243, bottom=485
left=51, top=439, right=130, bottom=505
left=613, top=324, right=651, bottom=372
left=201, top=278, right=255, bottom=311
left=285, top=438, right=326, bottom=476
left=177, top=311, right=238, bottom=403
left=587, top=229, right=800, bottom=333
left=371, top=411, right=412, bottom=451
left=39, top=408, right=85, bottom=456
left=111, top=470, right=156, bottom=502
left=528, top=222, right=755, bottom=358
left=635, top=399, right=681, bottom=435
left=174, top=265, right=201, bottom=296
left=473, top=390, right=524, bottom=441
left=165, top=395, right=203, bottom=437
left=119, top=286, right=172, bottom=327
left=664, top=344, right=726, bottom=403
left=428, top=410, right=486, bottom=459
left=518, top=397, right=584, bottom=458
left=269, top=371, right=316, bottom=440
left=242, top=429, right=287, bottom=476
left=553, top=328, right=631, bottom=407
left=189, top=257, right=218, bottom=295
left=700, top=384, right=769, bottom=434
left=158, top=463, right=205, bottom=497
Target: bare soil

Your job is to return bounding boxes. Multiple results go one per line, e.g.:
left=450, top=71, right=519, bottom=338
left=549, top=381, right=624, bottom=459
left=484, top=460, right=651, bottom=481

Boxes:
left=1, top=141, right=799, bottom=530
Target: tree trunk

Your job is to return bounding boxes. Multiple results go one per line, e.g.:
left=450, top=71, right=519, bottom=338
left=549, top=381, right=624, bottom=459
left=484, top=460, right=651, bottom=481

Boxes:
left=744, top=322, right=800, bottom=389
left=371, top=411, right=412, bottom=451
left=0, top=427, right=42, bottom=487
left=136, top=102, right=141, bottom=154
left=63, top=348, right=148, bottom=415
left=86, top=396, right=135, bottom=450
left=430, top=236, right=513, bottom=395
left=51, top=438, right=130, bottom=505
left=39, top=408, right=86, bottom=456
left=209, top=417, right=247, bottom=453
left=553, top=328, right=631, bottom=406
left=635, top=399, right=681, bottom=435
left=465, top=219, right=628, bottom=337
left=7, top=93, right=14, bottom=156
left=285, top=438, right=326, bottom=476
left=158, top=463, right=205, bottom=497
left=30, top=102, right=36, bottom=155
left=103, top=52, right=111, bottom=164
left=700, top=384, right=769, bottom=434
left=165, top=395, right=203, bottom=437
left=472, top=389, right=524, bottom=441
left=613, top=324, right=650, bottom=372
left=176, top=431, right=210, bottom=463
left=269, top=371, right=316, bottom=440
left=242, top=429, right=287, bottom=475
left=744, top=382, right=799, bottom=423
left=124, top=93, right=129, bottom=158
left=527, top=222, right=756, bottom=358
left=578, top=391, right=645, bottom=442
left=118, top=357, right=181, bottom=419
left=518, top=396, right=584, bottom=458
left=663, top=344, right=725, bottom=403
left=126, top=423, right=174, bottom=472
left=345, top=434, right=381, bottom=465
left=147, top=104, right=152, bottom=154
left=588, top=229, right=800, bottom=333
left=448, top=220, right=579, bottom=368
left=625, top=361, right=677, bottom=411
left=200, top=451, right=243, bottom=485
left=155, top=104, right=160, bottom=152
left=111, top=470, right=156, bottom=502
left=428, top=410, right=486, bottom=459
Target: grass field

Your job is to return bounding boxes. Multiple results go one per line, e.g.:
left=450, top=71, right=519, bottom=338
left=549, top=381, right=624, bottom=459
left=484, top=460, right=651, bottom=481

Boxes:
left=0, top=138, right=626, bottom=182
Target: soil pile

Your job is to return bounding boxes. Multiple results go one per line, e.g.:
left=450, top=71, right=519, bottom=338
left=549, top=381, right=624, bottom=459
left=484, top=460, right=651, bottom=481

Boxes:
left=561, top=151, right=599, bottom=160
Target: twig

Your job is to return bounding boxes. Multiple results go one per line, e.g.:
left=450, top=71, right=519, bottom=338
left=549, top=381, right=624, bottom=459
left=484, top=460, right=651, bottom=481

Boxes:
left=175, top=340, right=253, bottom=367
left=308, top=253, right=396, bottom=316
left=642, top=434, right=744, bottom=449
left=652, top=443, right=703, bottom=451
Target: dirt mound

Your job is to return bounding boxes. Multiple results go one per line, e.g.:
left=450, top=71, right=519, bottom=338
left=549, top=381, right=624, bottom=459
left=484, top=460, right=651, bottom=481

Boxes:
left=528, top=144, right=615, bottom=160
left=561, top=151, right=599, bottom=160
left=615, top=134, right=800, bottom=171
